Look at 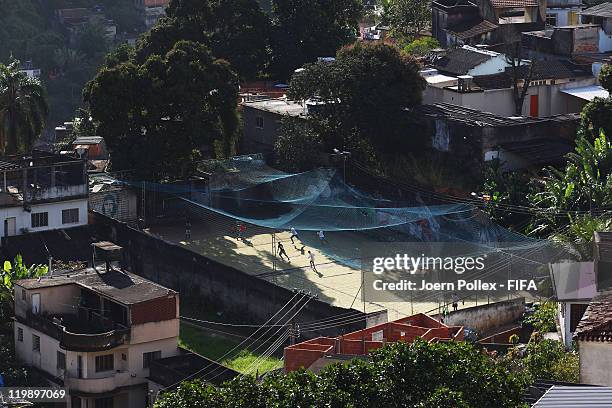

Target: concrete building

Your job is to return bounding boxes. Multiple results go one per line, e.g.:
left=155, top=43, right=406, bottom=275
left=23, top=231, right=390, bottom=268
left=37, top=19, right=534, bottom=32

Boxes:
left=20, top=60, right=41, bottom=80
left=14, top=244, right=180, bottom=408
left=431, top=45, right=512, bottom=77
left=424, top=57, right=597, bottom=118
left=284, top=313, right=463, bottom=372
left=135, top=0, right=171, bottom=28
left=432, top=0, right=546, bottom=47
left=414, top=103, right=578, bottom=171
left=580, top=3, right=612, bottom=53
left=545, top=0, right=581, bottom=27
left=575, top=291, right=612, bottom=386
left=549, top=262, right=596, bottom=348
left=0, top=153, right=88, bottom=241
left=240, top=97, right=307, bottom=154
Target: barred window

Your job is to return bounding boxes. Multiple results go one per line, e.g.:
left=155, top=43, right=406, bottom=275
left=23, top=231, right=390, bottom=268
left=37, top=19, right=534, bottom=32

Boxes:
left=32, top=334, right=40, bottom=351
left=31, top=212, right=48, bottom=228
left=62, top=208, right=79, bottom=224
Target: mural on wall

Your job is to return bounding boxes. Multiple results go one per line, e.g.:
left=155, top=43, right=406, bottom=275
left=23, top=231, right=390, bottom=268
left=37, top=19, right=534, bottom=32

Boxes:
left=89, top=188, right=137, bottom=222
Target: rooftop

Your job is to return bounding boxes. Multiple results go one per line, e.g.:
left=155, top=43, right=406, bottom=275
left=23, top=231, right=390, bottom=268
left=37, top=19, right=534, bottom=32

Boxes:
left=446, top=19, right=498, bottom=40
left=415, top=103, right=541, bottom=127
left=432, top=0, right=477, bottom=8
left=284, top=313, right=463, bottom=372
left=17, top=267, right=176, bottom=306
left=490, top=0, right=538, bottom=8
left=580, top=2, right=612, bottom=18
left=241, top=98, right=306, bottom=117
left=561, top=85, right=609, bottom=102
left=549, top=262, right=597, bottom=301
left=574, top=291, right=612, bottom=342
left=533, top=386, right=612, bottom=407
left=432, top=46, right=500, bottom=76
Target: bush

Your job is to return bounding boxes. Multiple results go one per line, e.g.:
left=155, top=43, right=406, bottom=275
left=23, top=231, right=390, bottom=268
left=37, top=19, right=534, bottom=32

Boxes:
left=524, top=302, right=557, bottom=333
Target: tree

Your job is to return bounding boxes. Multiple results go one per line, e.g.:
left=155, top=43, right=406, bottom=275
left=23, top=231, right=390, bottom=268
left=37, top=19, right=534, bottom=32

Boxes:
left=154, top=340, right=529, bottom=408
left=85, top=40, right=239, bottom=180
left=382, top=0, right=431, bottom=42
left=505, top=40, right=536, bottom=116
left=581, top=65, right=612, bottom=138
left=288, top=42, right=425, bottom=159
left=270, top=0, right=363, bottom=79
left=137, top=0, right=271, bottom=81
left=0, top=58, right=48, bottom=154
left=274, top=117, right=324, bottom=172
left=529, top=132, right=612, bottom=239
left=403, top=37, right=440, bottom=58
left=75, top=22, right=110, bottom=59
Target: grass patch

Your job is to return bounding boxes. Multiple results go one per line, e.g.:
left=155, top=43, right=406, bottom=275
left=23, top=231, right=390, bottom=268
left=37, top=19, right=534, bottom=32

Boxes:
left=179, top=322, right=283, bottom=374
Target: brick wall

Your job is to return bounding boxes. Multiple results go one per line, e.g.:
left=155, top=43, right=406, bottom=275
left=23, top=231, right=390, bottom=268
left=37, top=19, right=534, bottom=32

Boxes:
left=131, top=296, right=177, bottom=325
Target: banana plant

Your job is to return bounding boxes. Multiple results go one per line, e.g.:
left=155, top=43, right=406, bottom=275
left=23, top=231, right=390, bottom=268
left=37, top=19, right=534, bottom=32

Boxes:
left=0, top=255, right=48, bottom=304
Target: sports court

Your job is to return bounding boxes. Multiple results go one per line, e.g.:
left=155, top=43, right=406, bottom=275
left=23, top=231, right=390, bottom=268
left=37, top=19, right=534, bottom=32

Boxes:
left=144, top=156, right=560, bottom=320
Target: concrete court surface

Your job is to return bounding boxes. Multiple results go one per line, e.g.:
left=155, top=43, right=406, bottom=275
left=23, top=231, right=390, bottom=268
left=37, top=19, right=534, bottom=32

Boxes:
left=145, top=211, right=508, bottom=321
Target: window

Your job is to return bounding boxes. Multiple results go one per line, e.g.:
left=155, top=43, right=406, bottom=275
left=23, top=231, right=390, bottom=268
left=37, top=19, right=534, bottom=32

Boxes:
left=31, top=212, right=48, bottom=228
left=17, top=327, right=23, bottom=342
left=62, top=208, right=79, bottom=224
left=95, top=354, right=114, bottom=372
left=32, top=334, right=40, bottom=352
left=21, top=289, right=26, bottom=301
left=143, top=350, right=162, bottom=368
left=95, top=397, right=113, bottom=408
left=255, top=116, right=264, bottom=129
left=57, top=351, right=66, bottom=370
left=546, top=13, right=557, bottom=26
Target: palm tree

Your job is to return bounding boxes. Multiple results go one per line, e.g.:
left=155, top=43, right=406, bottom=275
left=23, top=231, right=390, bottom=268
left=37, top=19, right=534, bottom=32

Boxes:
left=0, top=58, right=48, bottom=155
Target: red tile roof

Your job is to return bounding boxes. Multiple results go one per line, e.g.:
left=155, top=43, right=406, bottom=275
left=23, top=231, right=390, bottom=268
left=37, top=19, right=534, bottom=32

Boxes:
left=490, top=0, right=538, bottom=8
left=575, top=292, right=612, bottom=342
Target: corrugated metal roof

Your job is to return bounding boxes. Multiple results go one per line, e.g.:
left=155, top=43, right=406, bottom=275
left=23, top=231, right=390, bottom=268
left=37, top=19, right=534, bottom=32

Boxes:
left=580, top=2, right=612, bottom=18
left=490, top=0, right=538, bottom=8
left=533, top=386, right=612, bottom=407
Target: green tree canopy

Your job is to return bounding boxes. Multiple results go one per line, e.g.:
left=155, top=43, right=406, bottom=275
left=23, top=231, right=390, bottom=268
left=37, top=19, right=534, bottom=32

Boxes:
left=0, top=58, right=48, bottom=154
left=382, top=0, right=431, bottom=41
left=288, top=42, right=425, bottom=159
left=84, top=40, right=239, bottom=180
left=155, top=340, right=528, bottom=408
left=270, top=0, right=363, bottom=79
left=137, top=0, right=271, bottom=80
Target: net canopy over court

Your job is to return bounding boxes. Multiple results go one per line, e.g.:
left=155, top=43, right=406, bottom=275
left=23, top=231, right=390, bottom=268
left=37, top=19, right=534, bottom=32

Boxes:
left=118, top=155, right=573, bottom=317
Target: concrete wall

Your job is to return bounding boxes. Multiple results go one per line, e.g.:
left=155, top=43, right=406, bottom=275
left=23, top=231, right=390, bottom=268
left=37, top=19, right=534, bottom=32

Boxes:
left=468, top=55, right=510, bottom=77
left=241, top=107, right=285, bottom=155
left=432, top=298, right=525, bottom=334
left=579, top=341, right=612, bottom=385
left=15, top=284, right=80, bottom=318
left=92, top=213, right=366, bottom=338
left=0, top=198, right=88, bottom=238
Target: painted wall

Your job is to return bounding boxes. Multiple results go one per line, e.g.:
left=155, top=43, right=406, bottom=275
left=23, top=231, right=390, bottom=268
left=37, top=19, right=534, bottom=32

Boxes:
left=15, top=284, right=81, bottom=319
left=0, top=198, right=87, bottom=238
left=467, top=54, right=510, bottom=76
left=579, top=341, right=612, bottom=385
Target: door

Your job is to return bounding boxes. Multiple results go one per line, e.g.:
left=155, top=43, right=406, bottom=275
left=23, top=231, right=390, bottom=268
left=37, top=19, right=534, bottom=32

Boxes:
left=77, top=355, right=83, bottom=378
left=529, top=94, right=539, bottom=117
left=4, top=217, right=15, bottom=237
left=31, top=293, right=40, bottom=315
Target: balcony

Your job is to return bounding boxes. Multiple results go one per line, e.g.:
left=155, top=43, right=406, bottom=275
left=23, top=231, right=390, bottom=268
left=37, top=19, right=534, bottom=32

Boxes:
left=64, top=371, right=145, bottom=394
left=23, top=311, right=130, bottom=352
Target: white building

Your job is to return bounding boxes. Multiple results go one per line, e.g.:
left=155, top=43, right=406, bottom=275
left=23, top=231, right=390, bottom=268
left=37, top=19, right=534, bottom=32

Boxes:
left=0, top=154, right=88, bottom=241
left=546, top=0, right=581, bottom=27
left=581, top=3, right=612, bottom=53
left=549, top=262, right=596, bottom=348
left=14, top=246, right=181, bottom=408
left=424, top=58, right=597, bottom=118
